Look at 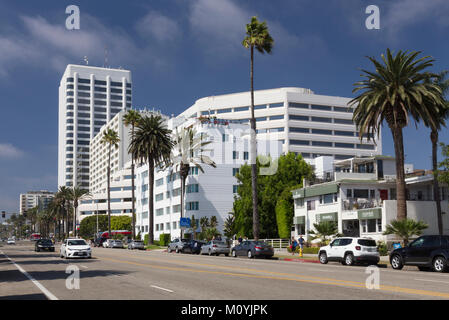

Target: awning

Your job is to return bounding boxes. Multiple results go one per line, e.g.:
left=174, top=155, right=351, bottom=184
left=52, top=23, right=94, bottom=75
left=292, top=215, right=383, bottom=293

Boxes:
left=317, top=212, right=338, bottom=222
left=357, top=208, right=382, bottom=219
left=292, top=183, right=338, bottom=199
left=293, top=216, right=305, bottom=225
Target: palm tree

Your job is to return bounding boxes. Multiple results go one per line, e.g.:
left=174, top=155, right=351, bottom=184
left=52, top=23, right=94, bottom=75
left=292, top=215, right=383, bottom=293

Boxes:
left=123, top=109, right=142, bottom=240
left=101, top=128, right=120, bottom=239
left=308, top=221, right=340, bottom=244
left=350, top=49, right=445, bottom=220
left=425, top=71, right=449, bottom=235
left=128, top=115, right=173, bottom=245
left=242, top=16, right=274, bottom=240
left=69, top=187, right=90, bottom=238
left=55, top=186, right=71, bottom=239
left=171, top=127, right=216, bottom=239
left=383, top=218, right=428, bottom=246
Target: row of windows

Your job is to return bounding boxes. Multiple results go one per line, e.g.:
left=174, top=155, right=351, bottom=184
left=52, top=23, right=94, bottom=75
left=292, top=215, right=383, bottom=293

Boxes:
left=201, top=103, right=284, bottom=115
left=289, top=140, right=375, bottom=150
left=289, top=114, right=354, bottom=125
left=289, top=128, right=370, bottom=138
left=289, top=103, right=354, bottom=113
left=70, top=78, right=131, bottom=88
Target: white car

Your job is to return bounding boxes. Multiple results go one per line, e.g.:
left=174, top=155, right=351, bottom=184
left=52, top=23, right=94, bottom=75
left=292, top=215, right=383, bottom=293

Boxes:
left=7, top=238, right=15, bottom=245
left=103, top=239, right=114, bottom=248
left=60, top=238, right=92, bottom=259
left=318, top=237, right=380, bottom=266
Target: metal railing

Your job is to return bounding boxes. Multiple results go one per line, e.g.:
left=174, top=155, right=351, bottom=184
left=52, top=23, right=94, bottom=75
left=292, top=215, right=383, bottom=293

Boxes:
left=257, top=238, right=290, bottom=249
left=343, top=198, right=382, bottom=211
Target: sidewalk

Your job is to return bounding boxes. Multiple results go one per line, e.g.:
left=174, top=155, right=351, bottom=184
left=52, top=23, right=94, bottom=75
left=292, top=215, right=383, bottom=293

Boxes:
left=274, top=252, right=390, bottom=264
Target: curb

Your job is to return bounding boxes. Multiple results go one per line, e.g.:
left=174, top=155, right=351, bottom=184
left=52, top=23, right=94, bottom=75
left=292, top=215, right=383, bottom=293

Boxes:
left=278, top=258, right=320, bottom=264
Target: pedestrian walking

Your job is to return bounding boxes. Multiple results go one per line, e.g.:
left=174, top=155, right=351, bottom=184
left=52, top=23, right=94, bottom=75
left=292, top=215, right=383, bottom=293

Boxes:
left=298, top=235, right=305, bottom=250
left=238, top=236, right=243, bottom=244
left=291, top=237, right=298, bottom=255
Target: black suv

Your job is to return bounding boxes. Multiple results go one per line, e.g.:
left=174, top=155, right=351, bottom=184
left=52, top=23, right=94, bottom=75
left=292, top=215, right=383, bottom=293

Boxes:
left=35, top=239, right=55, bottom=252
left=182, top=240, right=206, bottom=254
left=390, top=235, right=449, bottom=272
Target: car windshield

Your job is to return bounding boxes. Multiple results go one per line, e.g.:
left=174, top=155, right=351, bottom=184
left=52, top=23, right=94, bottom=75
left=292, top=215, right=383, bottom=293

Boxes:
left=134, top=241, right=143, bottom=243
left=213, top=241, right=225, bottom=245
left=40, top=240, right=52, bottom=244
left=358, top=239, right=376, bottom=247
left=68, top=240, right=87, bottom=246
left=253, top=241, right=267, bottom=246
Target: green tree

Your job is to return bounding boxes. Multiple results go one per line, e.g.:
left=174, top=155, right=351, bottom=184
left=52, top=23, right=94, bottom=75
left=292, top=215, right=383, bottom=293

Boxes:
left=100, top=128, right=120, bottom=239
left=425, top=71, right=449, bottom=235
left=171, top=127, right=215, bottom=239
left=275, top=189, right=294, bottom=238
left=55, top=186, right=72, bottom=238
left=308, top=221, right=339, bottom=244
left=129, top=115, right=173, bottom=244
left=233, top=152, right=312, bottom=238
left=69, top=187, right=90, bottom=238
left=383, top=218, right=428, bottom=246
left=242, top=16, right=274, bottom=241
left=79, top=215, right=108, bottom=239
left=350, top=49, right=445, bottom=221
left=123, top=109, right=142, bottom=240
left=223, top=212, right=236, bottom=239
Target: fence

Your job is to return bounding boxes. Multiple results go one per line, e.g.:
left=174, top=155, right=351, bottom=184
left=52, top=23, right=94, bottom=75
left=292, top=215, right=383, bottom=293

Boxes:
left=256, top=238, right=290, bottom=249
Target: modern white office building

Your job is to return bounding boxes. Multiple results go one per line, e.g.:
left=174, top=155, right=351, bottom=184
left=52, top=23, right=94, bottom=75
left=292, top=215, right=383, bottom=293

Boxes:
left=58, top=64, right=132, bottom=189
left=179, top=87, right=382, bottom=161
left=19, top=190, right=55, bottom=215
left=135, top=116, right=283, bottom=240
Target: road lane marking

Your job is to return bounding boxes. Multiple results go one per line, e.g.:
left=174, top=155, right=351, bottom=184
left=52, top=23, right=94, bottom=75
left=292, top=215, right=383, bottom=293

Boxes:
left=98, top=256, right=449, bottom=299
left=150, top=285, right=174, bottom=293
left=1, top=251, right=59, bottom=300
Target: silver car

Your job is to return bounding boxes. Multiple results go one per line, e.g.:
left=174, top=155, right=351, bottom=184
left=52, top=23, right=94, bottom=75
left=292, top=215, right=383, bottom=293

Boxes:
left=167, top=238, right=189, bottom=253
left=201, top=240, right=230, bottom=256
left=128, top=240, right=145, bottom=250
left=109, top=240, right=124, bottom=249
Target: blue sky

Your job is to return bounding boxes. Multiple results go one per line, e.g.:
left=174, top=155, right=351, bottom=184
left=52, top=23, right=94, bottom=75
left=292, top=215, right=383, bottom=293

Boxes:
left=0, top=0, right=448, bottom=212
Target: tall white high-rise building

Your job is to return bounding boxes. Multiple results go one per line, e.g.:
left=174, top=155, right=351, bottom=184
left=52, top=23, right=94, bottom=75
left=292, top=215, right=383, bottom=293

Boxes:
left=58, top=64, right=132, bottom=189
left=19, top=190, right=55, bottom=215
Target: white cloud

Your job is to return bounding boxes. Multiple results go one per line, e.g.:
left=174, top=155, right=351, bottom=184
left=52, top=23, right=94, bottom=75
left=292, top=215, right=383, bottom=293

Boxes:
left=136, top=11, right=181, bottom=43
left=0, top=143, right=24, bottom=159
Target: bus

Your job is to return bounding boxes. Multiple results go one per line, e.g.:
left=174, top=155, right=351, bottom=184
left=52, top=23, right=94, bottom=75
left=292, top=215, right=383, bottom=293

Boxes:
left=30, top=233, right=41, bottom=241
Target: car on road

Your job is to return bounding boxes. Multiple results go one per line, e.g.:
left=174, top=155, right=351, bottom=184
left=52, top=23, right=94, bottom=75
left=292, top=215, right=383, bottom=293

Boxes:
left=60, top=238, right=92, bottom=259
left=7, top=238, right=15, bottom=245
left=390, top=235, right=449, bottom=273
left=35, top=238, right=55, bottom=252
left=201, top=240, right=230, bottom=256
left=108, top=240, right=124, bottom=249
left=167, top=238, right=189, bottom=253
left=318, top=237, right=380, bottom=266
left=182, top=240, right=206, bottom=254
left=231, top=240, right=274, bottom=259
left=103, top=239, right=113, bottom=248
left=128, top=240, right=145, bottom=250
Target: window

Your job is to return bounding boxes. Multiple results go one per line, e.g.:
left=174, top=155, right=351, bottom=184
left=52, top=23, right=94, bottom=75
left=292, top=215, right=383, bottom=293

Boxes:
left=269, top=103, right=284, bottom=108
left=233, top=185, right=239, bottom=193
left=312, top=129, right=332, bottom=135
left=217, top=108, right=232, bottom=114
left=270, top=115, right=284, bottom=120
left=289, top=103, right=309, bottom=109
left=334, top=106, right=353, bottom=113
left=311, top=117, right=332, bottom=123
left=320, top=194, right=335, bottom=204
left=290, top=140, right=309, bottom=146
left=254, top=104, right=267, bottom=110
left=187, top=201, right=199, bottom=210
left=233, top=151, right=239, bottom=159
left=234, top=106, right=249, bottom=112
left=187, top=184, right=199, bottom=193
left=307, top=200, right=315, bottom=211
left=354, top=189, right=369, bottom=198
left=256, top=117, right=267, bottom=122
left=334, top=118, right=353, bottom=125
left=222, top=134, right=229, bottom=142
left=78, top=78, right=90, bottom=84
left=173, top=204, right=181, bottom=213
left=155, top=193, right=164, bottom=201
left=166, top=207, right=171, bottom=215
left=295, top=198, right=304, bottom=207
left=357, top=144, right=375, bottom=150
left=232, top=168, right=239, bottom=176
left=243, top=152, right=249, bottom=160
left=312, top=141, right=332, bottom=147
left=156, top=208, right=164, bottom=216
left=189, top=167, right=199, bottom=175
left=346, top=189, right=353, bottom=198
left=311, top=105, right=332, bottom=111
left=95, top=80, right=106, bottom=85
left=334, top=131, right=355, bottom=137
left=335, top=143, right=354, bottom=148
left=290, top=115, right=309, bottom=121
left=156, top=178, right=164, bottom=187
left=290, top=127, right=309, bottom=133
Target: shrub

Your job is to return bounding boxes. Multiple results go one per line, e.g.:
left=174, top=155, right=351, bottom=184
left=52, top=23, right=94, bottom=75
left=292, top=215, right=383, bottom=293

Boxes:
left=159, top=233, right=171, bottom=246
left=144, top=234, right=149, bottom=246
left=287, top=246, right=319, bottom=254
left=377, top=241, right=388, bottom=256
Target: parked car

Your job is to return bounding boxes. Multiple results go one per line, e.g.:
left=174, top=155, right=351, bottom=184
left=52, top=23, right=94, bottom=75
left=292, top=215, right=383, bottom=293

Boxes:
left=318, top=237, right=380, bottom=266
left=109, top=240, right=124, bottom=249
left=35, top=239, right=55, bottom=252
left=390, top=235, right=449, bottom=272
left=201, top=240, right=230, bottom=256
left=7, top=238, right=15, bottom=245
left=167, top=238, right=189, bottom=253
left=231, top=240, right=274, bottom=259
left=128, top=240, right=145, bottom=250
left=60, top=238, right=92, bottom=259
left=182, top=240, right=206, bottom=254
left=103, top=239, right=113, bottom=248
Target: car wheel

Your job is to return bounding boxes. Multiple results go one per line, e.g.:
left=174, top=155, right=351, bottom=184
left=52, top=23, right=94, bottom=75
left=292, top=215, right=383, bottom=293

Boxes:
left=344, top=253, right=354, bottom=266
left=208, top=249, right=212, bottom=256
left=175, top=247, right=180, bottom=253
left=391, top=254, right=404, bottom=270
left=167, top=247, right=171, bottom=253
left=319, top=252, right=328, bottom=264
left=433, top=256, right=447, bottom=273
left=225, top=253, right=229, bottom=257
left=247, top=250, right=253, bottom=259
left=232, top=250, right=237, bottom=258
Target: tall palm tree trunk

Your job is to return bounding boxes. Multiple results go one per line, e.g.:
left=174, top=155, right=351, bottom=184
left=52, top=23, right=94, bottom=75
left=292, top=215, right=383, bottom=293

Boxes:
left=131, top=125, right=136, bottom=240
left=148, top=159, right=155, bottom=245
left=392, top=126, right=407, bottom=220
left=431, top=130, right=443, bottom=235
left=107, top=146, right=112, bottom=239
left=73, top=203, right=78, bottom=238
left=180, top=165, right=189, bottom=240
left=250, top=45, right=259, bottom=240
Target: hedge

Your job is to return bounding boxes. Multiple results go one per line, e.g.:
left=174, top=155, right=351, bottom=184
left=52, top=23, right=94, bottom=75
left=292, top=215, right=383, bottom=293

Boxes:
left=159, top=233, right=171, bottom=246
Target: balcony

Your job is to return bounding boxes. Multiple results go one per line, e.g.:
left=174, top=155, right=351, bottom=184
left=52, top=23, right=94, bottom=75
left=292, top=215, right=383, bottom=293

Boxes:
left=343, top=198, right=382, bottom=211
left=334, top=172, right=377, bottom=181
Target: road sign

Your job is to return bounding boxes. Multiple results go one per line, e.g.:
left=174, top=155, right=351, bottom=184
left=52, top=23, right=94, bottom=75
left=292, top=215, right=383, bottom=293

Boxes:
left=180, top=217, right=191, bottom=228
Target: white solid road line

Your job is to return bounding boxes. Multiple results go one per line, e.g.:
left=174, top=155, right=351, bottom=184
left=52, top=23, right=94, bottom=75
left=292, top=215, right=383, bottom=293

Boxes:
left=150, top=285, right=174, bottom=293
left=1, top=251, right=59, bottom=300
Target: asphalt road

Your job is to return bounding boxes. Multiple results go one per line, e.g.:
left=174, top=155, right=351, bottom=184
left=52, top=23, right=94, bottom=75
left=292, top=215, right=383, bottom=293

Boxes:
left=2, top=240, right=449, bottom=300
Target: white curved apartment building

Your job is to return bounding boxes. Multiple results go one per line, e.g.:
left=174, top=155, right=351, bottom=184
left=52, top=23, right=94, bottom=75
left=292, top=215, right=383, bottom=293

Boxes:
left=179, top=87, right=382, bottom=161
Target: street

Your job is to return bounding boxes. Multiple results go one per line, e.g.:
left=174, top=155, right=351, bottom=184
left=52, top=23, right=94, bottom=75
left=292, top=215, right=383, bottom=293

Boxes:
left=1, top=241, right=449, bottom=300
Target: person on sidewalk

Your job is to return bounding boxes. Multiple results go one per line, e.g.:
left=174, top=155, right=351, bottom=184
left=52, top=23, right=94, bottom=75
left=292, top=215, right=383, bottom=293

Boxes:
left=290, top=236, right=298, bottom=255
left=298, top=235, right=305, bottom=252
